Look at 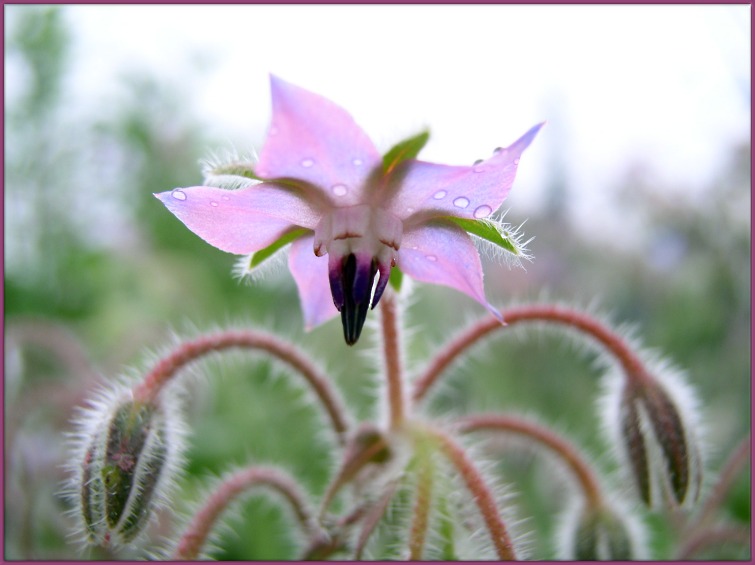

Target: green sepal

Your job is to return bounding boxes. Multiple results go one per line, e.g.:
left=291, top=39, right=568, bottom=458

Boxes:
left=382, top=130, right=430, bottom=174
left=388, top=267, right=403, bottom=292
left=209, top=162, right=263, bottom=182
left=248, top=228, right=310, bottom=271
left=446, top=217, right=521, bottom=256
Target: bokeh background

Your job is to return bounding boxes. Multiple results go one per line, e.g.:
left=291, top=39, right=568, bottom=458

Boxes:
left=4, top=4, right=750, bottom=560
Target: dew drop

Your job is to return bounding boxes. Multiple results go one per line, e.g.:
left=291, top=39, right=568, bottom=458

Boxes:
left=493, top=147, right=503, bottom=154
left=221, top=195, right=230, bottom=201
left=352, top=158, right=363, bottom=166
left=426, top=254, right=438, bottom=262
left=331, top=184, right=348, bottom=196
left=453, top=196, right=470, bottom=209
left=514, top=158, right=520, bottom=165
left=301, top=158, right=315, bottom=168
left=406, top=207, right=415, bottom=213
left=171, top=189, right=187, bottom=201
left=474, top=204, right=492, bottom=218
left=210, top=201, right=219, bottom=207
left=433, top=190, right=447, bottom=200
left=473, top=159, right=483, bottom=165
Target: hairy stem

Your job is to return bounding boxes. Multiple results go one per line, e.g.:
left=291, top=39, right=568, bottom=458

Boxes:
left=173, top=466, right=315, bottom=560
left=380, top=294, right=406, bottom=430
left=354, top=480, right=400, bottom=559
left=318, top=435, right=390, bottom=520
left=408, top=444, right=434, bottom=560
left=676, top=525, right=751, bottom=560
left=457, top=414, right=604, bottom=509
left=131, top=330, right=349, bottom=440
left=422, top=424, right=517, bottom=560
left=689, top=435, right=750, bottom=530
left=413, top=303, right=654, bottom=403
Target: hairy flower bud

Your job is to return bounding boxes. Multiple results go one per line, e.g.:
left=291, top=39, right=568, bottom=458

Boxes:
left=569, top=506, right=634, bottom=560
left=68, top=386, right=185, bottom=548
left=602, top=363, right=703, bottom=508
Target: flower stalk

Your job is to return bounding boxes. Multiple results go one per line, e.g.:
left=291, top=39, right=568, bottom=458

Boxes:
left=173, top=466, right=316, bottom=560
left=380, top=293, right=406, bottom=430
left=131, top=330, right=349, bottom=441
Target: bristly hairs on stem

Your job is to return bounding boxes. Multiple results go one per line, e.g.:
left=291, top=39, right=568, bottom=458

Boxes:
left=200, top=147, right=260, bottom=190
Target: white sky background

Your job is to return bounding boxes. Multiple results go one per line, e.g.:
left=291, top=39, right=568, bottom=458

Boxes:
left=14, top=5, right=754, bottom=237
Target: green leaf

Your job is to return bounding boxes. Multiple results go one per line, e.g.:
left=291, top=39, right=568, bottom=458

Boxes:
left=248, top=228, right=310, bottom=270
left=388, top=267, right=403, bottom=291
left=382, top=130, right=430, bottom=174
left=446, top=217, right=521, bottom=255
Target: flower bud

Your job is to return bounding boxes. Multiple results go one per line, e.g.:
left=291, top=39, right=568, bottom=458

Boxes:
left=71, top=390, right=183, bottom=548
left=603, top=363, right=703, bottom=508
left=571, top=507, right=633, bottom=560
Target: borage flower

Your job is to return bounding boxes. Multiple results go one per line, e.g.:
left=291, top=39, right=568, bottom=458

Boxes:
left=156, top=76, right=543, bottom=344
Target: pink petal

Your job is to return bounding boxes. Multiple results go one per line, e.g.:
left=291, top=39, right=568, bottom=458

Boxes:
left=398, top=222, right=502, bottom=321
left=256, top=76, right=382, bottom=206
left=289, top=235, right=340, bottom=330
left=387, top=122, right=545, bottom=222
left=154, top=185, right=321, bottom=255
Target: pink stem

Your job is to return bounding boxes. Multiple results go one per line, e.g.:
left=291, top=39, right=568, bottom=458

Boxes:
left=380, top=294, right=405, bottom=429
left=132, top=330, right=349, bottom=440
left=423, top=425, right=517, bottom=560
left=413, top=303, right=653, bottom=403
left=456, top=413, right=604, bottom=509
left=173, top=466, right=314, bottom=560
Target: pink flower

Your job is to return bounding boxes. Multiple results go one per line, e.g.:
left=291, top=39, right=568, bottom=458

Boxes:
left=155, top=76, right=543, bottom=344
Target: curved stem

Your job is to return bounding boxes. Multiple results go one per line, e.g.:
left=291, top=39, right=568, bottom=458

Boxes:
left=131, top=330, right=349, bottom=441
left=456, top=413, right=604, bottom=509
left=380, top=294, right=406, bottom=430
left=422, top=424, right=517, bottom=560
left=675, top=525, right=751, bottom=560
left=413, top=303, right=654, bottom=404
left=173, top=466, right=315, bottom=560
left=689, top=435, right=750, bottom=530
left=318, top=435, right=390, bottom=520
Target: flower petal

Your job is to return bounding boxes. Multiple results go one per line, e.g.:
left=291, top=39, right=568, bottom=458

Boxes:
left=398, top=222, right=502, bottom=320
left=154, top=185, right=321, bottom=255
left=387, top=122, right=545, bottom=222
left=289, top=235, right=340, bottom=330
left=256, top=76, right=382, bottom=206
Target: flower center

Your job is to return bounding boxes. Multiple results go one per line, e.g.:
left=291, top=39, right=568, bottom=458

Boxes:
left=314, top=205, right=403, bottom=344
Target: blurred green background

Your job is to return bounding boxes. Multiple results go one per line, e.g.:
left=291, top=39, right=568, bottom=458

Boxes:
left=4, top=6, right=749, bottom=560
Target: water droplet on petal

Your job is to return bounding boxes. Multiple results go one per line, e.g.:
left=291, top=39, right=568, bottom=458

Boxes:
left=331, top=184, right=348, bottom=196
left=426, top=255, right=438, bottom=262
left=514, top=158, right=520, bottom=165
left=352, top=158, right=363, bottom=166
left=210, top=201, right=219, bottom=207
left=473, top=159, right=483, bottom=165
left=474, top=205, right=492, bottom=218
left=493, top=147, right=503, bottom=154
left=221, top=195, right=230, bottom=201
left=171, top=189, right=187, bottom=201
left=433, top=190, right=447, bottom=200
left=406, top=207, right=415, bottom=213
left=301, top=158, right=314, bottom=168
left=453, top=196, right=470, bottom=209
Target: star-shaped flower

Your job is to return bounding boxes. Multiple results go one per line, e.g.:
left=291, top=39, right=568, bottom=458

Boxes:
left=156, top=76, right=543, bottom=344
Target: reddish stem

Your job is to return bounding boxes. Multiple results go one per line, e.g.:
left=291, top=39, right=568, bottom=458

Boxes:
left=456, top=414, right=604, bottom=509
left=131, top=330, right=348, bottom=440
left=380, top=294, right=406, bottom=430
left=408, top=446, right=434, bottom=560
left=423, top=425, right=517, bottom=560
left=413, top=303, right=653, bottom=403
left=173, top=466, right=314, bottom=560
